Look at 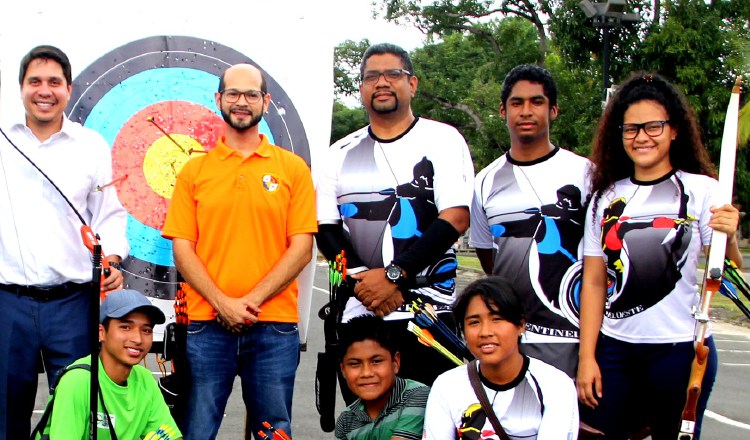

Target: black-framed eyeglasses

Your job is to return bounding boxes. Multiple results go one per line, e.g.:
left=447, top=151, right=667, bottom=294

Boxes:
left=220, top=89, right=266, bottom=104
left=620, top=120, right=670, bottom=139
left=361, top=69, right=411, bottom=85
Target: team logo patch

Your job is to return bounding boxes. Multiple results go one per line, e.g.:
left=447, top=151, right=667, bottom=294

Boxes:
left=262, top=174, right=280, bottom=192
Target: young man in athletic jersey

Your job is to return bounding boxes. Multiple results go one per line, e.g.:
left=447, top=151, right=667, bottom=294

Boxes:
left=470, top=64, right=591, bottom=377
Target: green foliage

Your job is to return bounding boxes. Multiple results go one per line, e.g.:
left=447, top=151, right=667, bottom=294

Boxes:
left=334, top=39, right=371, bottom=97
left=330, top=100, right=368, bottom=145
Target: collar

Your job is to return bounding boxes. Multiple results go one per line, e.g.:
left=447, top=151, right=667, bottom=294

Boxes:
left=478, top=354, right=530, bottom=391
left=215, top=133, right=272, bottom=160
left=368, top=117, right=420, bottom=143
left=11, top=115, right=76, bottom=141
left=506, top=145, right=560, bottom=166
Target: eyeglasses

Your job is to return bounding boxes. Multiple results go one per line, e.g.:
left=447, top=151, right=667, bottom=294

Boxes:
left=220, top=89, right=266, bottom=104
left=620, top=120, right=670, bottom=139
left=361, top=69, right=411, bottom=85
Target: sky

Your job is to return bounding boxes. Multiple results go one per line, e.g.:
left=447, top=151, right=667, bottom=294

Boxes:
left=327, top=0, right=427, bottom=50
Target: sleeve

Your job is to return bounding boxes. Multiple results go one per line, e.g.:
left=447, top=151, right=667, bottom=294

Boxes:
left=161, top=159, right=199, bottom=241
left=47, top=369, right=90, bottom=440
left=583, top=194, right=604, bottom=258
left=142, top=374, right=183, bottom=439
left=87, top=133, right=129, bottom=258
left=469, top=169, right=493, bottom=249
left=421, top=376, right=459, bottom=440
left=432, top=125, right=474, bottom=212
left=536, top=372, right=579, bottom=439
left=286, top=156, right=318, bottom=236
left=315, top=146, right=344, bottom=224
left=391, top=386, right=430, bottom=440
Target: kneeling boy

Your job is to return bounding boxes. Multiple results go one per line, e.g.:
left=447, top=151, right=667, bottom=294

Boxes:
left=44, top=289, right=182, bottom=439
left=335, top=315, right=429, bottom=440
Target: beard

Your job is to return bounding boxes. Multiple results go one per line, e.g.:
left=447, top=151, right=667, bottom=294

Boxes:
left=369, top=92, right=399, bottom=114
left=221, top=105, right=262, bottom=131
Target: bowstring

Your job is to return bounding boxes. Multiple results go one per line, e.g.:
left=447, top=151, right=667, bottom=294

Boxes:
left=0, top=127, right=31, bottom=286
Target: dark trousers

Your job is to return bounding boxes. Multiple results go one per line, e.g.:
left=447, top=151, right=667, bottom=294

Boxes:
left=338, top=313, right=459, bottom=405
left=580, top=335, right=717, bottom=440
left=0, top=285, right=93, bottom=439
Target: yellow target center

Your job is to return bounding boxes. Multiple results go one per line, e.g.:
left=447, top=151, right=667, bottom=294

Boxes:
left=143, top=134, right=205, bottom=198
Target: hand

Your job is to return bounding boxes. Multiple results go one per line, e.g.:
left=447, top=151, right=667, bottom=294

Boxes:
left=372, top=291, right=405, bottom=317
left=100, top=264, right=124, bottom=292
left=215, top=296, right=260, bottom=328
left=708, top=204, right=739, bottom=236
left=351, top=269, right=401, bottom=314
left=577, top=357, right=603, bottom=409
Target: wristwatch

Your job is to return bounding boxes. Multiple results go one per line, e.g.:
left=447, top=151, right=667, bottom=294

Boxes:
left=384, top=262, right=405, bottom=284
left=108, top=260, right=121, bottom=270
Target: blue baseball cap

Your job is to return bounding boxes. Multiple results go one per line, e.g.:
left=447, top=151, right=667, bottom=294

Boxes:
left=99, top=289, right=166, bottom=325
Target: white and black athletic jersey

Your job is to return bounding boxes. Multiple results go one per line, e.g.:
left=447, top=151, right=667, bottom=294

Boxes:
left=317, top=117, right=474, bottom=321
left=584, top=170, right=717, bottom=343
left=471, top=147, right=591, bottom=343
left=423, top=356, right=579, bottom=440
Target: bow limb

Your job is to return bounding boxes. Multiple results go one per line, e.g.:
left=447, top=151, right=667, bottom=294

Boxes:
left=679, top=77, right=742, bottom=440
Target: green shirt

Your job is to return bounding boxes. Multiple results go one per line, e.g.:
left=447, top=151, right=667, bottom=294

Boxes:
left=335, top=377, right=429, bottom=440
left=45, top=355, right=181, bottom=440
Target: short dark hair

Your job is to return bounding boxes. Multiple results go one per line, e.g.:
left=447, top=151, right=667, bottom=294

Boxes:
left=218, top=63, right=267, bottom=94
left=453, top=277, right=525, bottom=332
left=359, top=43, right=414, bottom=79
left=338, top=315, right=398, bottom=361
left=500, top=64, right=557, bottom=107
left=19, top=45, right=72, bottom=86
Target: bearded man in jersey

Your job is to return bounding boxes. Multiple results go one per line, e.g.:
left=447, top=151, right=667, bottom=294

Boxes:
left=470, top=64, right=591, bottom=378
left=316, top=43, right=474, bottom=391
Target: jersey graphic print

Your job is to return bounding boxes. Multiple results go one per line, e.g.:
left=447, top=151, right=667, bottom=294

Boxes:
left=456, top=379, right=543, bottom=440
left=483, top=158, right=585, bottom=338
left=599, top=177, right=692, bottom=318
left=337, top=138, right=455, bottom=301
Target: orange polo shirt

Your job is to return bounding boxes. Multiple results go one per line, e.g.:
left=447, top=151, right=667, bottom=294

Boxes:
left=162, top=134, right=317, bottom=322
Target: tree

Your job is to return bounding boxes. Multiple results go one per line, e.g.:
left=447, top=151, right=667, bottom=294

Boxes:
left=334, top=39, right=371, bottom=98
left=379, top=0, right=553, bottom=63
left=331, top=100, right=368, bottom=144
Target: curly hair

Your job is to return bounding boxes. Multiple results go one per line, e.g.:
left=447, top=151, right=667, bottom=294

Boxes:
left=589, top=72, right=715, bottom=205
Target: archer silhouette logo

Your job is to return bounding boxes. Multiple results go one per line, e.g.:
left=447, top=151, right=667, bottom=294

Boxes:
left=262, top=174, right=280, bottom=192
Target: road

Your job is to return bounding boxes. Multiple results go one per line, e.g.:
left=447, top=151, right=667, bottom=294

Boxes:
left=33, top=263, right=750, bottom=439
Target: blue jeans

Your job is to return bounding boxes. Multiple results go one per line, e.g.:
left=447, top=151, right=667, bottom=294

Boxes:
left=0, top=286, right=92, bottom=439
left=184, top=320, right=300, bottom=440
left=580, top=335, right=717, bottom=440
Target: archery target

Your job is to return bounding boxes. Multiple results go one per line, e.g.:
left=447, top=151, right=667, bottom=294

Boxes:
left=66, top=35, right=311, bottom=311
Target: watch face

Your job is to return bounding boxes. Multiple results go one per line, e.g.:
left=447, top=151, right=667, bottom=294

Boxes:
left=386, top=265, right=401, bottom=282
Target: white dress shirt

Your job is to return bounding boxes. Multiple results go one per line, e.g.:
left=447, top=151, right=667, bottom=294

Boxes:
left=0, top=117, right=128, bottom=286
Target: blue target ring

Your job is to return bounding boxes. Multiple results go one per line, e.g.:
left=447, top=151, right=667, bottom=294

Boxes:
left=67, top=36, right=309, bottom=300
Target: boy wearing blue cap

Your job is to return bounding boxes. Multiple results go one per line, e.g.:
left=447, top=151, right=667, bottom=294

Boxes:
left=41, top=290, right=182, bottom=439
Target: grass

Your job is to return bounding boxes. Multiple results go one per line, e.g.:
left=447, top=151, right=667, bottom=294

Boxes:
left=457, top=255, right=483, bottom=271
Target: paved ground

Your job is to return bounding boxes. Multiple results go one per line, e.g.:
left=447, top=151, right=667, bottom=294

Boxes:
left=33, top=264, right=750, bottom=439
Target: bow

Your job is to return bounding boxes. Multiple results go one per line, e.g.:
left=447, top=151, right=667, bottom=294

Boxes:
left=678, top=77, right=742, bottom=440
left=0, top=125, right=109, bottom=440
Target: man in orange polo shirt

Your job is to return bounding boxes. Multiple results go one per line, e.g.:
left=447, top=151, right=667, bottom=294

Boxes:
left=162, top=63, right=317, bottom=440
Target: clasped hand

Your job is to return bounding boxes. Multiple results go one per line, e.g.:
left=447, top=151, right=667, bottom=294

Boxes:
left=351, top=269, right=404, bottom=317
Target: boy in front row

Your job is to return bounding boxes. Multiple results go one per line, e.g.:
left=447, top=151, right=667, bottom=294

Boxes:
left=335, top=315, right=430, bottom=440
left=42, top=290, right=182, bottom=439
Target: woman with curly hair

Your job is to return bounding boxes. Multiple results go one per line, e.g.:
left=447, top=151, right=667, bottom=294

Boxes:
left=576, top=72, right=742, bottom=439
